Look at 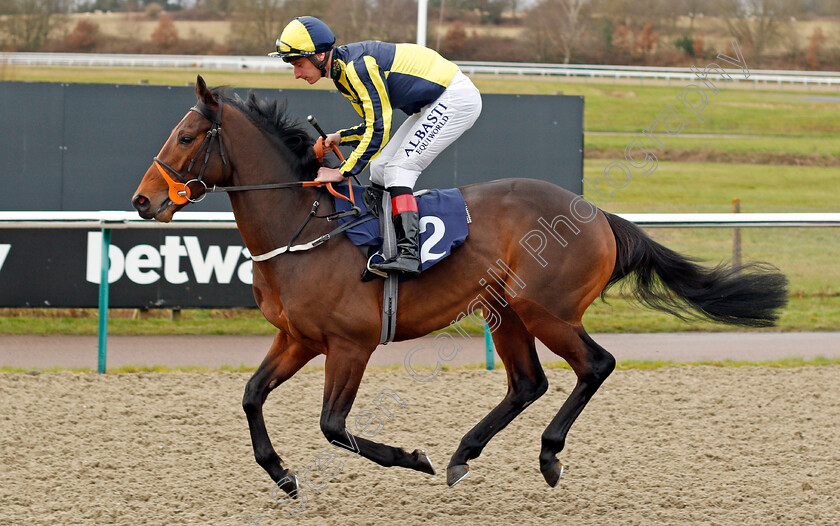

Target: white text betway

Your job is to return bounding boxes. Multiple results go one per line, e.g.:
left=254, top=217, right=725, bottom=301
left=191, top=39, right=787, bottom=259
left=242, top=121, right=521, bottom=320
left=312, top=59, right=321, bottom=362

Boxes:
left=0, top=244, right=10, bottom=273
left=86, top=232, right=253, bottom=285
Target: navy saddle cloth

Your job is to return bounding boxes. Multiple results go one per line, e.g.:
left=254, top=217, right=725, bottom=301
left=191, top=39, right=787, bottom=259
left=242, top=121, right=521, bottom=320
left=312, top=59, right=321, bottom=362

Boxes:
left=333, top=185, right=469, bottom=271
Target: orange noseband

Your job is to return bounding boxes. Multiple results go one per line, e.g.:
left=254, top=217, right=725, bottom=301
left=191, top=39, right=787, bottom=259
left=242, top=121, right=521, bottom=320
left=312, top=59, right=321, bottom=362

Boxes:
left=154, top=159, right=190, bottom=205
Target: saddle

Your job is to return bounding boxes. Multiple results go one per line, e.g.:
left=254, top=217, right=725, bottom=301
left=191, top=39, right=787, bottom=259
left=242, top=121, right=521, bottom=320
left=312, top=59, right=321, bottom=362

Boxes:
left=362, top=184, right=385, bottom=219
left=331, top=183, right=472, bottom=344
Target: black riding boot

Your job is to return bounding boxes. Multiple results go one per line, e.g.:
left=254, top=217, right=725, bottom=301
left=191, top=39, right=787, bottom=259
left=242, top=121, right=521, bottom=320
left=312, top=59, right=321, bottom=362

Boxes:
left=370, top=210, right=421, bottom=277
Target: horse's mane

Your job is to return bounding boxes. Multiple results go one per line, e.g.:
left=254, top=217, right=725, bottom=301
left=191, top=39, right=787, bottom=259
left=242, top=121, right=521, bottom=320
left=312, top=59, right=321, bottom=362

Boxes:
left=212, top=87, right=321, bottom=181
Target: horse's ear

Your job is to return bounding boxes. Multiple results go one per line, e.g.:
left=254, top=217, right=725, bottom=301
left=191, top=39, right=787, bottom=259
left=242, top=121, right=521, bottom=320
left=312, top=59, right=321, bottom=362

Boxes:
left=195, top=75, right=217, bottom=107
left=195, top=75, right=207, bottom=100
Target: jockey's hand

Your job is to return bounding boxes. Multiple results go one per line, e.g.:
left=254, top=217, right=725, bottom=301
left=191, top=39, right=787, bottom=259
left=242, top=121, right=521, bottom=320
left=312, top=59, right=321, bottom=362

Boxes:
left=315, top=167, right=344, bottom=183
left=324, top=133, right=341, bottom=148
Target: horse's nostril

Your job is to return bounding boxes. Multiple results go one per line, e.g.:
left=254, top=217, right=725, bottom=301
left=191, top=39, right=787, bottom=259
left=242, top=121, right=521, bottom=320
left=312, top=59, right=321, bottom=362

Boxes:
left=132, top=194, right=150, bottom=212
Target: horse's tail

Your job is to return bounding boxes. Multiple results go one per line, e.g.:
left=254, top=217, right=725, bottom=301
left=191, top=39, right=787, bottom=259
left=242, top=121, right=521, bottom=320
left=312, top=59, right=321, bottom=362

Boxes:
left=602, top=212, right=788, bottom=327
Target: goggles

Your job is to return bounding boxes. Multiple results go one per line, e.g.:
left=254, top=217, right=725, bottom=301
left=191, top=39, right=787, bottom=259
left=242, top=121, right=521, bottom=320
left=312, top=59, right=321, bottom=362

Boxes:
left=275, top=39, right=316, bottom=62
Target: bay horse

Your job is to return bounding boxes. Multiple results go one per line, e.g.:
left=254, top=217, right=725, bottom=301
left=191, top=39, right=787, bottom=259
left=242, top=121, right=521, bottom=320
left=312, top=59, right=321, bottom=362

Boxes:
left=132, top=76, right=787, bottom=493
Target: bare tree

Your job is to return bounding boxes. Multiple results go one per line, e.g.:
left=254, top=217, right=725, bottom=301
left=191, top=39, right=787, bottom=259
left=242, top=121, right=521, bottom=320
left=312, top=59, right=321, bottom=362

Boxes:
left=326, top=0, right=374, bottom=43
left=596, top=0, right=662, bottom=29
left=526, top=0, right=591, bottom=63
left=356, top=0, right=415, bottom=41
left=676, top=0, right=710, bottom=31
left=0, top=0, right=68, bottom=51
left=556, top=0, right=590, bottom=63
left=317, top=0, right=415, bottom=45
left=227, top=0, right=414, bottom=56
left=227, top=0, right=291, bottom=55
left=716, top=0, right=791, bottom=58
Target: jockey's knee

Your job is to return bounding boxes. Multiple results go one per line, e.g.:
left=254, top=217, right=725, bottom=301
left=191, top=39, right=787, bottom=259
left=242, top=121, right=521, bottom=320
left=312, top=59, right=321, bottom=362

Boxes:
left=383, top=166, right=421, bottom=190
left=369, top=158, right=386, bottom=186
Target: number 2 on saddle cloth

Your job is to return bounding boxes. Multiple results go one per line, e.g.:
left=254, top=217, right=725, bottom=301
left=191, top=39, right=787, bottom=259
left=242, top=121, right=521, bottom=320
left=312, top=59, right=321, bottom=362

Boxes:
left=333, top=184, right=472, bottom=274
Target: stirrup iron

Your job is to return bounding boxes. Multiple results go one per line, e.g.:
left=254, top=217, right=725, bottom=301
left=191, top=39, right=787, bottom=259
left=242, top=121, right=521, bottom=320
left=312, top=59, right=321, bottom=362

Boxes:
left=365, top=252, right=388, bottom=279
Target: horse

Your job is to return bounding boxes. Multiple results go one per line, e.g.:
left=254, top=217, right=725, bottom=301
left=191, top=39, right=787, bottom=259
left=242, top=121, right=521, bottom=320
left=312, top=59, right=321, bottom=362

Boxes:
left=132, top=76, right=788, bottom=494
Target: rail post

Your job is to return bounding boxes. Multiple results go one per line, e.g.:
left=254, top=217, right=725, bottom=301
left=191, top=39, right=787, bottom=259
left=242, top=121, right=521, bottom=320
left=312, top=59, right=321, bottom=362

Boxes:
left=484, top=320, right=495, bottom=370
left=97, top=227, right=111, bottom=374
left=732, top=198, right=742, bottom=267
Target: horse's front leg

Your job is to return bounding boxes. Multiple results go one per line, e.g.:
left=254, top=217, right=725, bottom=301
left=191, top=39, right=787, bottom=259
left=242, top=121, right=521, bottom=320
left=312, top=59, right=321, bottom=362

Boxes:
left=320, top=344, right=436, bottom=475
left=243, top=331, right=320, bottom=496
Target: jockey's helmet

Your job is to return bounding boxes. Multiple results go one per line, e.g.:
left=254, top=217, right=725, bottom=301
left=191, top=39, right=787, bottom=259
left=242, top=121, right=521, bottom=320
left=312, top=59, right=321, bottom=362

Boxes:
left=270, top=16, right=335, bottom=65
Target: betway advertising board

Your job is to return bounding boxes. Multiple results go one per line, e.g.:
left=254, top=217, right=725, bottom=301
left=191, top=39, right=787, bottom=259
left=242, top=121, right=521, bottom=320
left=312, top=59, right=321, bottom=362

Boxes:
left=0, top=229, right=256, bottom=308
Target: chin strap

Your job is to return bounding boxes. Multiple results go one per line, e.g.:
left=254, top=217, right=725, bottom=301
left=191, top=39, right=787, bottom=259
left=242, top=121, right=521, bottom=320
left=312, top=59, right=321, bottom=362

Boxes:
left=308, top=55, right=326, bottom=77
left=309, top=49, right=331, bottom=78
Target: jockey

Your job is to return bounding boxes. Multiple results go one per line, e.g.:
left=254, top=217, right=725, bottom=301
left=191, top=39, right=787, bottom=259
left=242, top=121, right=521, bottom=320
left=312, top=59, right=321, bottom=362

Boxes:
left=270, top=16, right=482, bottom=278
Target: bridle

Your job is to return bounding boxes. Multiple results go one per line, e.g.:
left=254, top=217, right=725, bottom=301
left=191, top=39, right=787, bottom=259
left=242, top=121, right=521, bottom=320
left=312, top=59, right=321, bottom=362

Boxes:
left=152, top=98, right=357, bottom=207
left=151, top=96, right=371, bottom=261
left=153, top=100, right=227, bottom=205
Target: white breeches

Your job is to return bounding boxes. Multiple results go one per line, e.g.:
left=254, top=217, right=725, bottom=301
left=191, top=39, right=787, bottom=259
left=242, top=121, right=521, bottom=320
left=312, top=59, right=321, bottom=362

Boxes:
left=369, top=71, right=482, bottom=189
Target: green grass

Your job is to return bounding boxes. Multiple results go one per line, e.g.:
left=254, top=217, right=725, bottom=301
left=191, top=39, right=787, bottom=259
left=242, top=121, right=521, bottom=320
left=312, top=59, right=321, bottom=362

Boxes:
left=4, top=66, right=839, bottom=137
left=644, top=227, right=840, bottom=295
left=0, top=308, right=486, bottom=336
left=583, top=296, right=840, bottom=332
left=576, top=86, right=840, bottom=136
left=586, top=133, right=840, bottom=158
left=0, top=66, right=299, bottom=90
left=0, top=309, right=277, bottom=335
left=585, top=160, right=840, bottom=213
left=3, top=356, right=838, bottom=374
left=543, top=356, right=840, bottom=370
left=472, top=78, right=840, bottom=136
left=2, top=296, right=838, bottom=335
left=582, top=160, right=840, bottom=296
left=0, top=364, right=258, bottom=374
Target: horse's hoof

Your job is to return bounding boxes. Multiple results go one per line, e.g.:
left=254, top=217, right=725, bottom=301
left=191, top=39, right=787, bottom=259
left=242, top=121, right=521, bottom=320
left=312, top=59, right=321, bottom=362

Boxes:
left=414, top=449, right=436, bottom=475
left=540, top=459, right=564, bottom=488
left=446, top=464, right=470, bottom=487
left=274, top=472, right=300, bottom=498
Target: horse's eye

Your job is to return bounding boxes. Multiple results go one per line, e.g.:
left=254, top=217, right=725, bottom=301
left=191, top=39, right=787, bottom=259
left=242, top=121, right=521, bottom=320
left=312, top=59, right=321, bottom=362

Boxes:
left=179, top=136, right=194, bottom=145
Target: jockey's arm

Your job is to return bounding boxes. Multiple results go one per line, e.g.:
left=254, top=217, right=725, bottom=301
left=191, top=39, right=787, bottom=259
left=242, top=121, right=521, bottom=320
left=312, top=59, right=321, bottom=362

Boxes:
left=335, top=59, right=391, bottom=179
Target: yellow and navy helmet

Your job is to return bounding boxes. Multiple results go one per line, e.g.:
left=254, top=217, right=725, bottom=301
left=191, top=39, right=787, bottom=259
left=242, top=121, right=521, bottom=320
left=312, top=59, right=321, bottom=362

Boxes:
left=270, top=16, right=335, bottom=63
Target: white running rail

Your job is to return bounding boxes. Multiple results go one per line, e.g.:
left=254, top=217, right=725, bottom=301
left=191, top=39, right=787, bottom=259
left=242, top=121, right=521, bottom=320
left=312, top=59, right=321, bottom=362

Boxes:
left=2, top=211, right=840, bottom=228
left=3, top=52, right=840, bottom=87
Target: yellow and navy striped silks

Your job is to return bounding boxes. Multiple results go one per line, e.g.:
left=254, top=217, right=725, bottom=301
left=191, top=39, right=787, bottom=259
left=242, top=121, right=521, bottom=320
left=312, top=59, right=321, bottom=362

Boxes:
left=330, top=41, right=459, bottom=178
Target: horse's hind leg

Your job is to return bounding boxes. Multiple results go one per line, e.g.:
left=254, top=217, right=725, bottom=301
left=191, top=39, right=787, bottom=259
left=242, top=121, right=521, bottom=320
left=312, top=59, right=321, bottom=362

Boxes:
left=446, top=305, right=548, bottom=486
left=242, top=331, right=320, bottom=496
left=524, top=318, right=615, bottom=487
left=319, top=344, right=436, bottom=475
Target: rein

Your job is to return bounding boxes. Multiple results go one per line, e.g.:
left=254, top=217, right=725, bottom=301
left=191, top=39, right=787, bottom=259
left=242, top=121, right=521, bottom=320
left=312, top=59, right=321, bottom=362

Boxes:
left=153, top=99, right=357, bottom=207
left=153, top=97, right=366, bottom=261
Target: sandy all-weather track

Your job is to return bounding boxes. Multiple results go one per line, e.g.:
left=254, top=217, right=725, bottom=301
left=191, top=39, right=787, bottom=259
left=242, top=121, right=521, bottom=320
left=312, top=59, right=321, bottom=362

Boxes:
left=1, top=366, right=838, bottom=525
